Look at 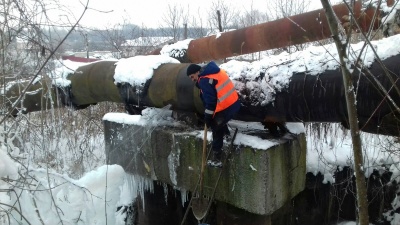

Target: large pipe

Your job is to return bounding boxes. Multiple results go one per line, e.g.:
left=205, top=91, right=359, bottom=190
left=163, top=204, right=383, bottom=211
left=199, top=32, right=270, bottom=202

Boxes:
left=151, top=1, right=385, bottom=63
left=54, top=50, right=400, bottom=136
left=4, top=52, right=400, bottom=136
left=0, top=78, right=62, bottom=115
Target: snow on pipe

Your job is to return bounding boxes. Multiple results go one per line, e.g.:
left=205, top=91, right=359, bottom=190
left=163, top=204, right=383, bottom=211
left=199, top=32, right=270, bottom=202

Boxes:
left=149, top=1, right=385, bottom=63
left=3, top=54, right=400, bottom=136
left=53, top=52, right=400, bottom=136
left=263, top=54, right=400, bottom=136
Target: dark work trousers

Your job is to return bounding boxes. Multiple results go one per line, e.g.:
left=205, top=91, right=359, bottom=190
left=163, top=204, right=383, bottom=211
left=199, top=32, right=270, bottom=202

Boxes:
left=209, top=100, right=241, bottom=154
left=210, top=112, right=231, bottom=154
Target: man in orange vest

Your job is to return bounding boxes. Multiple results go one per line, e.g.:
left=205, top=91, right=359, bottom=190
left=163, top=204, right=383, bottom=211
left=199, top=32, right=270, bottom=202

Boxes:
left=187, top=61, right=241, bottom=167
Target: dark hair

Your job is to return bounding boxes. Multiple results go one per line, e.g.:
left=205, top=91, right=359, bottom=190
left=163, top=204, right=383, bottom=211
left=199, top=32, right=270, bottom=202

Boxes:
left=186, top=64, right=201, bottom=76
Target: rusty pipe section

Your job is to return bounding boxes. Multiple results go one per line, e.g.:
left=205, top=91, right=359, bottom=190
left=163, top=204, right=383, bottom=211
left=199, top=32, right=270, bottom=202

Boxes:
left=186, top=2, right=380, bottom=63
left=149, top=1, right=384, bottom=63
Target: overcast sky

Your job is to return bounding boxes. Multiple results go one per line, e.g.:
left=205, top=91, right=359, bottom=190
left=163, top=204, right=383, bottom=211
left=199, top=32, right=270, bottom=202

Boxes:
left=61, top=0, right=324, bottom=28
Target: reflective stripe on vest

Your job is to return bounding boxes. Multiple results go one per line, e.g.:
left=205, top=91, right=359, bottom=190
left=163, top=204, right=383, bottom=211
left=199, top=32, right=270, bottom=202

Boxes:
left=200, top=69, right=238, bottom=116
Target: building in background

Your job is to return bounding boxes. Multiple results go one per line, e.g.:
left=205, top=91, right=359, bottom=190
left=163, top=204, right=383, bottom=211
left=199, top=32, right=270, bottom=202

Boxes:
left=121, top=36, right=174, bottom=57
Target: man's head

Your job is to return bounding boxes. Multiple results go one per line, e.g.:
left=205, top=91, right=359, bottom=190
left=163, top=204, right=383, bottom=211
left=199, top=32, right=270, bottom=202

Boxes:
left=186, top=64, right=201, bottom=82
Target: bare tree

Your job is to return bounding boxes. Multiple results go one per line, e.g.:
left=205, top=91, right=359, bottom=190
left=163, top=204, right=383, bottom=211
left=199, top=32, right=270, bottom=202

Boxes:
left=318, top=0, right=396, bottom=224
left=239, top=3, right=270, bottom=28
left=187, top=7, right=209, bottom=39
left=94, top=22, right=141, bottom=58
left=267, top=0, right=312, bottom=19
left=230, top=1, right=271, bottom=61
left=0, top=1, right=127, bottom=223
left=207, top=0, right=239, bottom=31
left=161, top=3, right=186, bottom=41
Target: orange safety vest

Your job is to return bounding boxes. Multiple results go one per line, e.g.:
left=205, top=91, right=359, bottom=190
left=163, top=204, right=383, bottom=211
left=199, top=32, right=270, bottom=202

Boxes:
left=200, top=69, right=238, bottom=116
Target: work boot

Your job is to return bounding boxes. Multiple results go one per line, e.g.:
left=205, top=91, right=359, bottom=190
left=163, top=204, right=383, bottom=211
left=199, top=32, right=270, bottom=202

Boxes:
left=207, top=151, right=222, bottom=168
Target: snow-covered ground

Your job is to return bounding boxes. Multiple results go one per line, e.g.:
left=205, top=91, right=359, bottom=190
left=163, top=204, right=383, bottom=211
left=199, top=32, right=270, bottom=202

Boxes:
left=1, top=106, right=400, bottom=224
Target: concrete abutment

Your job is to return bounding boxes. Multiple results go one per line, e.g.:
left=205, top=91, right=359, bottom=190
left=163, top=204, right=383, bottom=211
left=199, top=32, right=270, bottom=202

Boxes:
left=104, top=119, right=306, bottom=224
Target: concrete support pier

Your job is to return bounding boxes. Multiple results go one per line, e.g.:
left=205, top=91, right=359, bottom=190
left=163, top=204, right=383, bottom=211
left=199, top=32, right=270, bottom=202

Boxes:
left=104, top=113, right=306, bottom=224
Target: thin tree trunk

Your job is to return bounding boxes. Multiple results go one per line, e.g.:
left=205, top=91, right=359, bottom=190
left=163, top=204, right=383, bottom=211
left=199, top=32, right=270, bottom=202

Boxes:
left=320, top=1, right=369, bottom=224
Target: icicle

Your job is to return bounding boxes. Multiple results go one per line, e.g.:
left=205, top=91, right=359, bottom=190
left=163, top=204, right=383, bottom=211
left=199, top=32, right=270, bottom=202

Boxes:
left=163, top=182, right=169, bottom=205
left=178, top=187, right=188, bottom=207
left=125, top=173, right=154, bottom=213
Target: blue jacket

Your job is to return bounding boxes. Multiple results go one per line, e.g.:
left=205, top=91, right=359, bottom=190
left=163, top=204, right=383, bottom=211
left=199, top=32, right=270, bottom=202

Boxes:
left=196, top=61, right=240, bottom=123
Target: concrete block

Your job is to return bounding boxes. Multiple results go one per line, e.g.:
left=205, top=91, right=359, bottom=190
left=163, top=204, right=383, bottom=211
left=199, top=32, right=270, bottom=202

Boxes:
left=104, top=120, right=306, bottom=215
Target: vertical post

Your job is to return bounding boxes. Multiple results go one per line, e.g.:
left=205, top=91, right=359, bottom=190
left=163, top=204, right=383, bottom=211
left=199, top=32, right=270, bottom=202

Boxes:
left=217, top=10, right=226, bottom=63
left=184, top=23, right=188, bottom=39
left=217, top=10, right=223, bottom=32
left=85, top=33, right=89, bottom=59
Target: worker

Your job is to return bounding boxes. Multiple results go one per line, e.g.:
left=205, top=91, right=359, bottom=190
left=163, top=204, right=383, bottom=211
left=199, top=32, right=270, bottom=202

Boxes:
left=186, top=61, right=241, bottom=168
